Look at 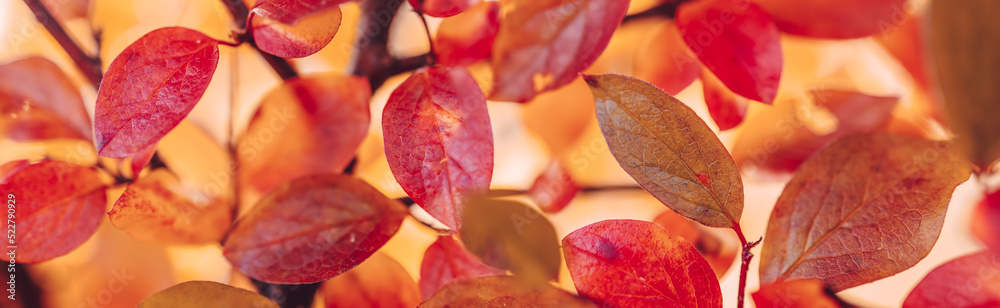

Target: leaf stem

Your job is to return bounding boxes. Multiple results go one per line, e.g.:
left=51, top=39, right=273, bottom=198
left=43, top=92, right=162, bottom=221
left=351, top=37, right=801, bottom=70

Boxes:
left=732, top=221, right=761, bottom=308
left=414, top=9, right=438, bottom=66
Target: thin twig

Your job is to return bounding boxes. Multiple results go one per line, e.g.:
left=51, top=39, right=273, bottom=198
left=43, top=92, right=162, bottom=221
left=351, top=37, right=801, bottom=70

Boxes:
left=22, top=0, right=102, bottom=89
left=621, top=0, right=688, bottom=24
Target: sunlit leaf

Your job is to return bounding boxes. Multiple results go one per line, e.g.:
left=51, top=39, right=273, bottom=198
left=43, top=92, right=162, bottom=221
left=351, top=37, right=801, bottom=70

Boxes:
left=701, top=68, right=748, bottom=131
left=875, top=13, right=930, bottom=89
left=420, top=235, right=505, bottom=299
left=563, top=219, right=723, bottom=307
left=0, top=160, right=106, bottom=263
left=490, top=0, right=629, bottom=102
left=759, top=133, right=972, bottom=291
left=0, top=56, right=92, bottom=141
left=410, top=0, right=479, bottom=17
left=653, top=209, right=736, bottom=278
left=138, top=281, right=278, bottom=308
left=128, top=142, right=158, bottom=178
left=238, top=74, right=371, bottom=194
left=383, top=66, right=493, bottom=230
left=250, top=0, right=344, bottom=58
left=419, top=275, right=595, bottom=307
left=323, top=252, right=422, bottom=307
left=94, top=27, right=220, bottom=158
left=632, top=20, right=700, bottom=95
left=461, top=199, right=560, bottom=285
left=523, top=77, right=595, bottom=158
left=109, top=169, right=232, bottom=245
left=757, top=0, right=908, bottom=39
left=585, top=73, right=744, bottom=228
left=528, top=160, right=579, bottom=213
left=902, top=251, right=1000, bottom=308
left=223, top=174, right=407, bottom=284
left=971, top=188, right=1000, bottom=253
left=434, top=1, right=500, bottom=66
left=677, top=0, right=781, bottom=103
left=752, top=279, right=843, bottom=308
left=930, top=0, right=1000, bottom=172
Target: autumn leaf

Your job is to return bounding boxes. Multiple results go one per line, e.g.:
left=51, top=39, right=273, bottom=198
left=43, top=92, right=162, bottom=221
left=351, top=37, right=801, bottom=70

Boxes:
left=930, top=0, right=1000, bottom=172
left=563, top=219, right=723, bottom=308
left=875, top=13, right=930, bottom=90
left=138, top=281, right=278, bottom=308
left=461, top=199, right=561, bottom=285
left=523, top=77, right=595, bottom=158
left=632, top=20, right=700, bottom=95
left=0, top=56, right=92, bottom=141
left=94, top=27, right=220, bottom=158
left=128, top=142, right=158, bottom=178
left=420, top=235, right=505, bottom=299
left=382, top=66, right=493, bottom=230
left=490, top=0, right=629, bottom=102
left=222, top=174, right=407, bottom=284
left=528, top=159, right=580, bottom=213
left=250, top=0, right=344, bottom=58
left=902, top=251, right=1000, bottom=308
left=419, top=275, right=595, bottom=307
left=109, top=169, right=232, bottom=245
left=410, top=0, right=479, bottom=17
left=971, top=188, right=1000, bottom=253
left=0, top=160, right=106, bottom=263
left=238, top=74, right=371, bottom=194
left=677, top=0, right=781, bottom=103
left=752, top=279, right=843, bottom=308
left=756, top=0, right=908, bottom=39
left=434, top=1, right=500, bottom=66
left=732, top=89, right=899, bottom=177
left=323, top=252, right=422, bottom=307
left=758, top=133, right=972, bottom=291
left=585, top=73, right=744, bottom=228
left=701, top=67, right=749, bottom=131
left=653, top=209, right=737, bottom=278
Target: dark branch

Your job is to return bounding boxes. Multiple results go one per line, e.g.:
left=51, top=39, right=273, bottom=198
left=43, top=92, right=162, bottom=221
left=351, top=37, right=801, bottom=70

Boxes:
left=251, top=278, right=322, bottom=308
left=349, top=0, right=428, bottom=90
left=22, top=0, right=102, bottom=89
left=621, top=0, right=687, bottom=24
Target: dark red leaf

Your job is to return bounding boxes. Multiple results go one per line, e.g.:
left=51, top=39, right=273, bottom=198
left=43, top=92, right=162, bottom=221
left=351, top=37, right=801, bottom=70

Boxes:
left=490, top=0, right=629, bottom=102
left=419, top=236, right=505, bottom=299
left=382, top=66, right=493, bottom=230
left=0, top=160, right=106, bottom=263
left=653, top=209, right=737, bottom=278
left=677, top=0, right=781, bottom=103
left=759, top=133, right=972, bottom=291
left=971, top=189, right=1000, bottom=252
left=434, top=1, right=500, bottom=66
left=902, top=251, right=1000, bottom=307
left=419, top=275, right=595, bottom=307
left=94, top=27, right=220, bottom=158
left=109, top=169, right=232, bottom=245
left=250, top=0, right=344, bottom=58
left=757, top=0, right=908, bottom=39
left=632, top=20, right=701, bottom=95
left=237, top=74, right=371, bottom=194
left=528, top=159, right=579, bottom=213
left=0, top=57, right=92, bottom=141
left=752, top=279, right=843, bottom=308
left=563, top=219, right=723, bottom=308
left=323, top=252, right=422, bottom=307
left=222, top=174, right=407, bottom=284
left=410, top=0, right=479, bottom=17
left=701, top=67, right=748, bottom=130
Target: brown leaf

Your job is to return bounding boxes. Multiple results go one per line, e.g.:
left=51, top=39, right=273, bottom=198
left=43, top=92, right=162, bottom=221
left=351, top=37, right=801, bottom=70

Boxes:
left=902, top=251, right=1000, bottom=308
left=222, top=174, right=407, bottom=284
left=138, top=281, right=278, bottom=308
left=419, top=275, right=595, bottom=308
left=109, top=169, right=233, bottom=245
left=585, top=73, right=744, bottom=228
left=323, top=252, right=422, bottom=308
left=460, top=198, right=560, bottom=285
left=930, top=0, right=1000, bottom=172
left=0, top=56, right=92, bottom=141
left=752, top=279, right=843, bottom=308
left=759, top=133, right=972, bottom=291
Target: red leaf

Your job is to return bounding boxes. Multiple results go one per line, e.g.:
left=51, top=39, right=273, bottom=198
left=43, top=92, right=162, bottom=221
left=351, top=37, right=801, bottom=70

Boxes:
left=632, top=20, right=701, bottom=95
left=128, top=142, right=157, bottom=178
left=563, top=219, right=723, bottom=308
left=222, top=174, right=407, bottom=284
left=758, top=133, right=972, bottom=291
left=0, top=57, right=92, bottom=141
left=732, top=89, right=899, bottom=177
left=528, top=159, right=579, bottom=213
left=434, top=1, right=500, bottom=66
left=677, top=0, right=781, bottom=103
left=94, top=27, right=220, bottom=158
left=971, top=189, right=1000, bottom=252
left=420, top=275, right=595, bottom=307
left=752, top=279, right=843, bottom=308
left=419, top=236, right=504, bottom=299
left=701, top=68, right=749, bottom=131
left=902, top=251, right=1000, bottom=307
left=653, top=210, right=737, bottom=278
left=382, top=66, right=493, bottom=230
left=757, top=0, right=908, bottom=39
left=108, top=169, right=232, bottom=245
left=323, top=252, right=422, bottom=307
left=250, top=0, right=344, bottom=58
left=238, top=74, right=370, bottom=194
left=0, top=160, right=106, bottom=263
left=410, top=0, right=479, bottom=17
left=490, top=0, right=629, bottom=102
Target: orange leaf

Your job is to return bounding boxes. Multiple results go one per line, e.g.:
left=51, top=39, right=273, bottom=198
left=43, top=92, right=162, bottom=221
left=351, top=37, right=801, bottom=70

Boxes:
left=323, top=252, right=422, bottom=307
left=434, top=1, right=500, bottom=66
left=138, top=281, right=278, bottom=308
left=752, top=279, right=842, bottom=308
left=419, top=275, right=595, bottom=307
left=902, top=251, right=1000, bottom=307
left=632, top=20, right=700, bottom=95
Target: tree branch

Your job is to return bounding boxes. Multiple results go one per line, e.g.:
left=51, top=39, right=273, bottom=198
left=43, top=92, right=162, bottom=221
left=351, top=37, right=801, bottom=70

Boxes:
left=22, top=0, right=102, bottom=89
left=622, top=0, right=689, bottom=24
left=349, top=0, right=428, bottom=91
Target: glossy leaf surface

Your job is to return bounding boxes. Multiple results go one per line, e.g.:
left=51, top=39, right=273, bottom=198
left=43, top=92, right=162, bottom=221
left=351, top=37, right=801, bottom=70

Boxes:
left=420, top=235, right=505, bottom=299
left=460, top=199, right=560, bottom=284
left=419, top=275, right=595, bottom=307
left=222, top=174, right=407, bottom=284
left=902, top=251, right=1000, bottom=308
left=94, top=27, right=219, bottom=158
left=138, top=281, right=278, bottom=308
left=586, top=73, right=744, bottom=228
left=435, top=1, right=500, bottom=66
left=250, top=0, right=344, bottom=58
left=383, top=66, right=493, bottom=230
left=323, top=252, right=422, bottom=307
left=759, top=133, right=972, bottom=291
left=563, top=219, right=723, bottom=308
